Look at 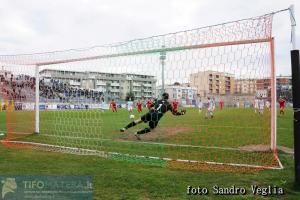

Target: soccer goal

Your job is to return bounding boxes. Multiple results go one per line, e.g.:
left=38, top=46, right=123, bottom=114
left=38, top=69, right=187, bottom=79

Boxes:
left=0, top=12, right=284, bottom=171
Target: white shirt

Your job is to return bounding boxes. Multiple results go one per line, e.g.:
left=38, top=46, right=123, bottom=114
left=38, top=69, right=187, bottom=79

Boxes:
left=127, top=101, right=133, bottom=108
left=208, top=99, right=215, bottom=111
left=198, top=101, right=203, bottom=109
left=254, top=99, right=259, bottom=108
left=258, top=99, right=265, bottom=109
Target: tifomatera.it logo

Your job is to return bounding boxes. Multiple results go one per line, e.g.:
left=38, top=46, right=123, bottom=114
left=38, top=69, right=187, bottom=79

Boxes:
left=0, top=176, right=93, bottom=200
left=1, top=178, right=17, bottom=199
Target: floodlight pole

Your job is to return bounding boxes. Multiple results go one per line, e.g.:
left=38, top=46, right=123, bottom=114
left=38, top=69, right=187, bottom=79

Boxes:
left=160, top=46, right=166, bottom=95
left=35, top=65, right=40, bottom=134
left=289, top=4, right=300, bottom=185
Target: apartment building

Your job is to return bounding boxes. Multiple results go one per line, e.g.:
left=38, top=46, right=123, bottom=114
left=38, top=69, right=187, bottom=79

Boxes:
left=235, top=79, right=257, bottom=94
left=39, top=69, right=156, bottom=100
left=189, top=70, right=235, bottom=97
left=156, top=83, right=197, bottom=105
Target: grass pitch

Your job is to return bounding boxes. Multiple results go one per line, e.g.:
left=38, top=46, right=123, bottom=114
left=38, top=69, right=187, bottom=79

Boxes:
left=0, top=107, right=293, bottom=168
left=0, top=107, right=298, bottom=199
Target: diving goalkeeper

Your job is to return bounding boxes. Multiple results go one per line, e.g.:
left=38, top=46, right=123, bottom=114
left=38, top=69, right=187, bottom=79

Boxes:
left=120, top=92, right=186, bottom=140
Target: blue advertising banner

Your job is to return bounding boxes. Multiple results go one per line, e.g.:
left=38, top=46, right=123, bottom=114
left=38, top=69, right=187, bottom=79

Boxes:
left=0, top=176, right=93, bottom=200
left=39, top=105, right=46, bottom=110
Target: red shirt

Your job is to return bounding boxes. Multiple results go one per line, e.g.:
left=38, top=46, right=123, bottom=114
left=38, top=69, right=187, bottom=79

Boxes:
left=172, top=101, right=179, bottom=110
left=146, top=100, right=153, bottom=109
left=110, top=101, right=116, bottom=108
left=136, top=102, right=142, bottom=108
left=279, top=99, right=285, bottom=108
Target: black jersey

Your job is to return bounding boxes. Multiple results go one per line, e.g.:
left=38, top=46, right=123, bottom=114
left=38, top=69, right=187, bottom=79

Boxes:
left=152, top=99, right=171, bottom=114
left=141, top=98, right=183, bottom=124
left=151, top=99, right=182, bottom=116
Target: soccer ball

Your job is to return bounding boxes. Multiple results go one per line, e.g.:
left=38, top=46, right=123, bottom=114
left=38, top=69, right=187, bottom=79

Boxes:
left=129, top=114, right=135, bottom=119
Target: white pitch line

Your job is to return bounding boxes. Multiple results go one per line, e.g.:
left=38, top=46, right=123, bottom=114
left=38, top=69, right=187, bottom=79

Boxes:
left=1, top=140, right=283, bottom=170
left=3, top=132, right=276, bottom=153
left=40, top=134, right=242, bottom=152
left=41, top=134, right=111, bottom=141
left=2, top=131, right=32, bottom=135
left=100, top=151, right=284, bottom=170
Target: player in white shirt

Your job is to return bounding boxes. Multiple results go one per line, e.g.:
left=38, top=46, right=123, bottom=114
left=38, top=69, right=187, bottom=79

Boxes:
left=127, top=99, right=133, bottom=112
left=236, top=100, right=240, bottom=108
left=205, top=97, right=215, bottom=119
left=265, top=100, right=270, bottom=110
left=100, top=99, right=109, bottom=112
left=258, top=98, right=265, bottom=115
left=198, top=99, right=203, bottom=113
left=254, top=98, right=259, bottom=113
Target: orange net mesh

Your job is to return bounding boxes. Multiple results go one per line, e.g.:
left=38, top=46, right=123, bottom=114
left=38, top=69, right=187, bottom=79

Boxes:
left=0, top=13, right=282, bottom=172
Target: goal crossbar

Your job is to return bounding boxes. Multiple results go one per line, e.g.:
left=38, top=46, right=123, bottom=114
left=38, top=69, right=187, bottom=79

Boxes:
left=0, top=38, right=272, bottom=67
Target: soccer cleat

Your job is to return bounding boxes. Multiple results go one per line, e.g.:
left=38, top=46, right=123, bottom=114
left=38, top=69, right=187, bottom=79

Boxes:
left=134, top=133, right=141, bottom=140
left=120, top=128, right=126, bottom=132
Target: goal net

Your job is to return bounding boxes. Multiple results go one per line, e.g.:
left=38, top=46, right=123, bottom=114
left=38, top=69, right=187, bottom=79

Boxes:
left=0, top=13, right=282, bottom=171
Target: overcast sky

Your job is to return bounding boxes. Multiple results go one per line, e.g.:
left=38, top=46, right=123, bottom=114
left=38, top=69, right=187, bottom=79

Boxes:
left=0, top=0, right=299, bottom=76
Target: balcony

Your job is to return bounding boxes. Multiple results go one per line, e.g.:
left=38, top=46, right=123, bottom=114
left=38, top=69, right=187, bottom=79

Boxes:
left=40, top=73, right=52, bottom=78
left=47, top=72, right=85, bottom=79
left=111, top=82, right=120, bottom=87
left=69, top=81, right=81, bottom=86
left=133, top=83, right=142, bottom=87
left=96, top=81, right=106, bottom=86
left=133, top=88, right=141, bottom=92
left=143, top=83, right=152, bottom=87
left=95, top=88, right=106, bottom=92
left=132, top=77, right=156, bottom=82
left=110, top=89, right=120, bottom=93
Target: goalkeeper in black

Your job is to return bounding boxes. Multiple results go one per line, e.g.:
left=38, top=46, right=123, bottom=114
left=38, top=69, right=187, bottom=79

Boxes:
left=120, top=92, right=186, bottom=140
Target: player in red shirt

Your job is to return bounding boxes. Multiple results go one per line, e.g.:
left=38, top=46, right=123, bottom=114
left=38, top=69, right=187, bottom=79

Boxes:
left=278, top=97, right=286, bottom=115
left=172, top=99, right=179, bottom=112
left=110, top=99, right=117, bottom=112
left=219, top=99, right=224, bottom=110
left=136, top=100, right=143, bottom=113
left=146, top=99, right=153, bottom=110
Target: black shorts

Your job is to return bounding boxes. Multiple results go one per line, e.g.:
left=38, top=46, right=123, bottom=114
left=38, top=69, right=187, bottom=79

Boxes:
left=141, top=111, right=159, bottom=122
left=141, top=111, right=161, bottom=129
